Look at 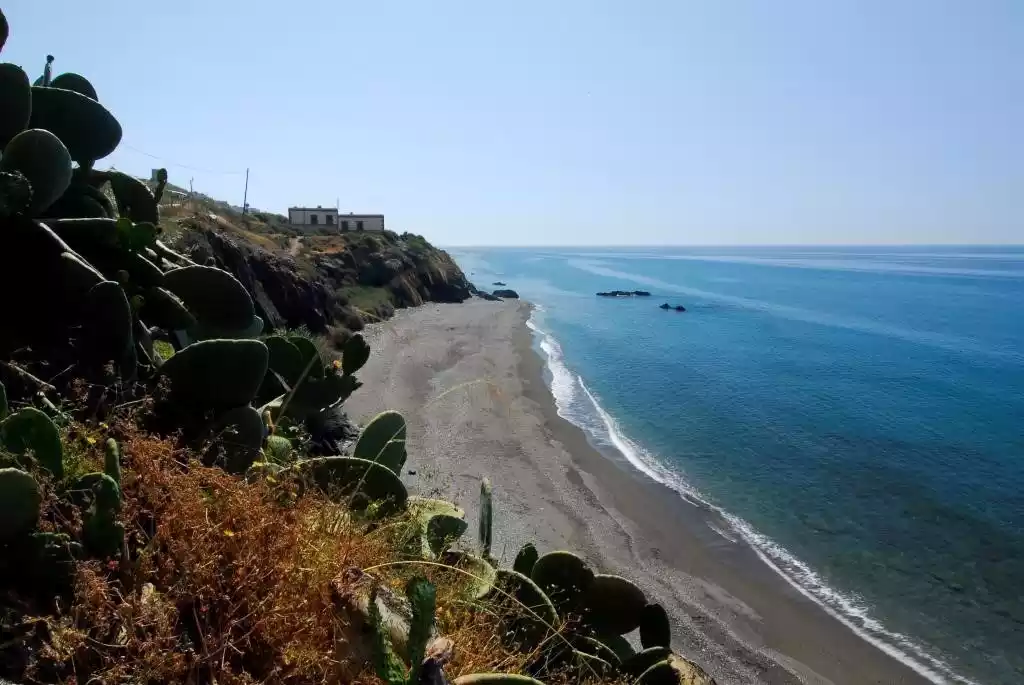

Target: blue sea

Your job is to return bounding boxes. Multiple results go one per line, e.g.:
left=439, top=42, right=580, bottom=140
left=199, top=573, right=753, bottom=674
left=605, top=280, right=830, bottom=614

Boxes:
left=449, top=246, right=1024, bottom=685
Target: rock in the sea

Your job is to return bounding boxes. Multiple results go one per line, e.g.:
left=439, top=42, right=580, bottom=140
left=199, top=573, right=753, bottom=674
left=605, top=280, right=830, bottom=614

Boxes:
left=660, top=303, right=687, bottom=312
left=493, top=281, right=507, bottom=286
left=597, top=290, right=651, bottom=297
left=660, top=303, right=671, bottom=309
left=477, top=291, right=501, bottom=301
left=675, top=305, right=687, bottom=312
left=493, top=289, right=519, bottom=299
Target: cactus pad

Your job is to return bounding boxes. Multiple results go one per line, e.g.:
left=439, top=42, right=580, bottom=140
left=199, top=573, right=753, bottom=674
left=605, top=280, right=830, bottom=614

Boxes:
left=409, top=497, right=468, bottom=557
left=210, top=405, right=264, bottom=474
left=0, top=468, right=41, bottom=539
left=583, top=573, right=648, bottom=635
left=294, top=456, right=407, bottom=514
left=0, top=407, right=63, bottom=478
left=529, top=550, right=594, bottom=614
left=341, top=333, right=370, bottom=375
left=490, top=568, right=558, bottom=645
left=158, top=338, right=269, bottom=410
left=352, top=410, right=407, bottom=473
left=0, top=63, right=31, bottom=149
left=442, top=550, right=497, bottom=600
left=49, top=72, right=98, bottom=100
left=162, top=265, right=257, bottom=333
left=640, top=602, right=672, bottom=649
left=81, top=280, right=136, bottom=379
left=0, top=128, right=73, bottom=214
left=512, top=543, right=539, bottom=576
left=637, top=654, right=715, bottom=685
left=453, top=676, right=547, bottom=685
left=28, top=85, right=122, bottom=163
left=103, top=438, right=121, bottom=487
left=621, top=647, right=672, bottom=677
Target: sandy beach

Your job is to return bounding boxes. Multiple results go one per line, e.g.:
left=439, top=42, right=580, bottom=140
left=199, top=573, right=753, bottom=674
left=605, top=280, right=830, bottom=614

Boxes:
left=345, top=299, right=932, bottom=685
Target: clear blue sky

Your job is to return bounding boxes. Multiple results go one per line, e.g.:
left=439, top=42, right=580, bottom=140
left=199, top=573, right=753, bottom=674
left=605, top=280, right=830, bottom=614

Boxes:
left=4, top=1, right=1021, bottom=246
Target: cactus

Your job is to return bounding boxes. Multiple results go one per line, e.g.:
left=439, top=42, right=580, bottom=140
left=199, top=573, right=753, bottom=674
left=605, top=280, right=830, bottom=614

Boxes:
left=0, top=407, right=63, bottom=478
left=107, top=171, right=159, bottom=224
left=512, top=543, right=539, bottom=576
left=640, top=602, right=672, bottom=649
left=81, top=280, right=136, bottom=379
left=142, top=286, right=196, bottom=331
left=408, top=497, right=468, bottom=557
left=157, top=338, right=269, bottom=410
left=103, top=438, right=121, bottom=487
left=71, top=472, right=123, bottom=558
left=341, top=333, right=370, bottom=376
left=0, top=9, right=7, bottom=53
left=636, top=654, right=715, bottom=685
left=245, top=461, right=283, bottom=484
left=263, top=434, right=293, bottom=464
left=41, top=54, right=54, bottom=86
left=162, top=265, right=258, bottom=336
left=0, top=468, right=41, bottom=539
left=153, top=168, right=168, bottom=203
left=453, top=676, right=547, bottom=685
left=27, top=530, right=81, bottom=591
left=573, top=635, right=620, bottom=666
left=0, top=380, right=7, bottom=419
left=529, top=551, right=594, bottom=615
left=258, top=335, right=303, bottom=399
left=292, top=456, right=408, bottom=515
left=0, top=170, right=32, bottom=218
left=60, top=252, right=105, bottom=297
left=49, top=72, right=98, bottom=100
left=370, top=576, right=437, bottom=685
left=0, top=63, right=31, bottom=149
left=283, top=372, right=360, bottom=420
left=210, top=405, right=264, bottom=474
left=442, top=550, right=497, bottom=600
left=582, top=573, right=647, bottom=635
left=596, top=632, right=636, bottom=662
left=28, top=84, right=122, bottom=163
left=490, top=569, right=558, bottom=647
left=479, top=476, right=493, bottom=559
left=352, top=411, right=407, bottom=474
left=0, top=128, right=73, bottom=215
left=621, top=647, right=672, bottom=678
left=289, top=336, right=326, bottom=381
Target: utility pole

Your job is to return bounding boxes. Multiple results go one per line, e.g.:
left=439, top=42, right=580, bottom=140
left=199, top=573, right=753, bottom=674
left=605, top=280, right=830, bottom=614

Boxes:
left=242, top=167, right=250, bottom=215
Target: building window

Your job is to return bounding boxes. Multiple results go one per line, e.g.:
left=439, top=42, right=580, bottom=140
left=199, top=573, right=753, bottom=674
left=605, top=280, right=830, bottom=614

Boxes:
left=309, top=214, right=318, bottom=225
left=341, top=220, right=349, bottom=231
left=357, top=220, right=364, bottom=231
left=326, top=214, right=334, bottom=225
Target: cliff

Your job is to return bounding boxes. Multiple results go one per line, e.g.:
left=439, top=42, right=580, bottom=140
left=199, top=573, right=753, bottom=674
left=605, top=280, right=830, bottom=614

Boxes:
left=171, top=210, right=473, bottom=335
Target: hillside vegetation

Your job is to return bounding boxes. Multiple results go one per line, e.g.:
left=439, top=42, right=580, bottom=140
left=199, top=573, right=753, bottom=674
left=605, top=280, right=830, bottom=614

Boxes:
left=0, top=11, right=714, bottom=685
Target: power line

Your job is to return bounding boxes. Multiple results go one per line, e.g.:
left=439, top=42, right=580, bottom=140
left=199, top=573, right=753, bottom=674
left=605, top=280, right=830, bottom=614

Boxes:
left=120, top=143, right=247, bottom=176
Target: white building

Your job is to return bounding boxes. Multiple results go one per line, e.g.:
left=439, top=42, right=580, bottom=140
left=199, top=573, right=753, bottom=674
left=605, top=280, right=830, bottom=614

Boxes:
left=288, top=206, right=385, bottom=233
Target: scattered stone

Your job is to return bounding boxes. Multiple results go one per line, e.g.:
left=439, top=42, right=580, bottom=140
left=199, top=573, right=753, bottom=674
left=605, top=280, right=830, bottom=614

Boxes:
left=493, top=289, right=519, bottom=299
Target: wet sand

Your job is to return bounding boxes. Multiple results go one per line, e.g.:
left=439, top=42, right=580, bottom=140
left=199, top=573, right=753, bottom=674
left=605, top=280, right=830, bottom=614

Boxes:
left=345, top=299, right=932, bottom=685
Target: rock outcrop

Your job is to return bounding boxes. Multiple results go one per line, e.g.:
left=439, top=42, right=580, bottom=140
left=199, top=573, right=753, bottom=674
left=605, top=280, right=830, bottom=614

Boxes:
left=177, top=219, right=472, bottom=332
left=597, top=290, right=651, bottom=297
left=492, top=289, right=520, bottom=299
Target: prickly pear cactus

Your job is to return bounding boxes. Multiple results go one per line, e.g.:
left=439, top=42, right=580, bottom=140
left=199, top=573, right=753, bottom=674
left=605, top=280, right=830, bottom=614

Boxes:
left=442, top=550, right=497, bottom=601
left=210, top=405, right=264, bottom=474
left=28, top=82, right=122, bottom=164
left=582, top=573, right=648, bottom=635
left=370, top=576, right=437, bottom=685
left=162, top=265, right=258, bottom=336
left=0, top=63, right=31, bottom=149
left=639, top=602, right=672, bottom=649
left=452, top=675, right=546, bottom=685
left=71, top=472, right=123, bottom=559
left=513, top=542, right=539, bottom=577
left=157, top=338, right=269, bottom=410
left=0, top=128, right=73, bottom=215
left=530, top=550, right=594, bottom=615
left=489, top=568, right=558, bottom=648
left=341, top=333, right=370, bottom=376
left=408, top=497, right=468, bottom=557
left=81, top=280, right=136, bottom=380
left=292, top=456, right=408, bottom=515
left=0, top=467, right=41, bottom=540
left=0, top=380, right=7, bottom=419
left=103, top=438, right=121, bottom=487
left=479, top=476, right=493, bottom=559
left=352, top=410, right=407, bottom=474
left=0, top=407, right=64, bottom=478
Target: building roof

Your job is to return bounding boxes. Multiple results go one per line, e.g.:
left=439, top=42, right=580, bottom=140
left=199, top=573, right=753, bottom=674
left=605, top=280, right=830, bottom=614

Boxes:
left=337, top=214, right=385, bottom=219
left=288, top=206, right=339, bottom=212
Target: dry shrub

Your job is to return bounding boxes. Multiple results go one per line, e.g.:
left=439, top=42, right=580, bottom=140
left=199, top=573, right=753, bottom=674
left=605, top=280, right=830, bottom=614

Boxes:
left=12, top=424, right=618, bottom=685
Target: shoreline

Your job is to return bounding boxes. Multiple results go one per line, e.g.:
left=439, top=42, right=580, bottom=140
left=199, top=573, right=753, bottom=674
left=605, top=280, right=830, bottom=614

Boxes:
left=346, top=300, right=933, bottom=685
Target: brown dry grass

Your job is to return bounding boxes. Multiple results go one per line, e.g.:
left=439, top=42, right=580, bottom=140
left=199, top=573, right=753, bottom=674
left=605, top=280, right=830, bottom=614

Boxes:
left=15, top=423, right=617, bottom=685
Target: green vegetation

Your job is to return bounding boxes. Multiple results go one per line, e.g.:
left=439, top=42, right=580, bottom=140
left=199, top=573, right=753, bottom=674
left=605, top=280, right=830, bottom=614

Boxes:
left=339, top=284, right=395, bottom=316
left=0, top=11, right=714, bottom=684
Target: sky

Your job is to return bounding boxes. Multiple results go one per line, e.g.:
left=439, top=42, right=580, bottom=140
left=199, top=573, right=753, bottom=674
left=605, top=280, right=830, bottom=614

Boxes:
left=4, top=1, right=1022, bottom=246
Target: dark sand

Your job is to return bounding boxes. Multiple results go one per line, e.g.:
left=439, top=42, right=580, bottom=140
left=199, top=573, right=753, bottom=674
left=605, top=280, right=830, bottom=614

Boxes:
left=345, top=300, right=932, bottom=685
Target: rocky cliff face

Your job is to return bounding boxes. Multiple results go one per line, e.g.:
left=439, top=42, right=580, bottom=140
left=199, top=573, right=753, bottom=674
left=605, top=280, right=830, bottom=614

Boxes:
left=176, top=218, right=472, bottom=334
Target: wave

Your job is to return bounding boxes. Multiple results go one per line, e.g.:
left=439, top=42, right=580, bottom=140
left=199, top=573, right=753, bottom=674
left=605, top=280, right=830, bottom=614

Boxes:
left=525, top=307, right=979, bottom=685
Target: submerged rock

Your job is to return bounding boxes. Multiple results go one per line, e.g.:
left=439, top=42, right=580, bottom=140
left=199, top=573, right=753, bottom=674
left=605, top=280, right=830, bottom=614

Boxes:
left=597, top=290, right=651, bottom=297
left=493, top=289, right=520, bottom=299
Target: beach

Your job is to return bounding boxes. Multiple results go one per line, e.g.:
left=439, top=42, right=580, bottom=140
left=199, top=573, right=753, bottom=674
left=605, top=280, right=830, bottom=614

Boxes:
left=345, top=299, right=933, bottom=685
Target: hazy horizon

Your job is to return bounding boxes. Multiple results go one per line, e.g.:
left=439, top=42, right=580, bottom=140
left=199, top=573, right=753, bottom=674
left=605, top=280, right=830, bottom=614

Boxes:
left=4, top=1, right=1021, bottom=246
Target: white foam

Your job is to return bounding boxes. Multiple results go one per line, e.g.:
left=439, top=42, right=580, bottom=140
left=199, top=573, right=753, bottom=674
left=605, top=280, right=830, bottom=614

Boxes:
left=524, top=307, right=979, bottom=685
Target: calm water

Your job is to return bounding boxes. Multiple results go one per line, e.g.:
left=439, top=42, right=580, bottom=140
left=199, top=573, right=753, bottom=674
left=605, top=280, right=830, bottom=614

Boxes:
left=449, top=246, right=1024, bottom=685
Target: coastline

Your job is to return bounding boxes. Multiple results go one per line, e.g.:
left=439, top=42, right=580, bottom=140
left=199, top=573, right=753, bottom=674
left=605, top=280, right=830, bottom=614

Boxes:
left=346, top=300, right=933, bottom=685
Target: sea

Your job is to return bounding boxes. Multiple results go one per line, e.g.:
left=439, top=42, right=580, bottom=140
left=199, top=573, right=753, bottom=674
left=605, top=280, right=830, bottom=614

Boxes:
left=448, top=246, right=1024, bottom=685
